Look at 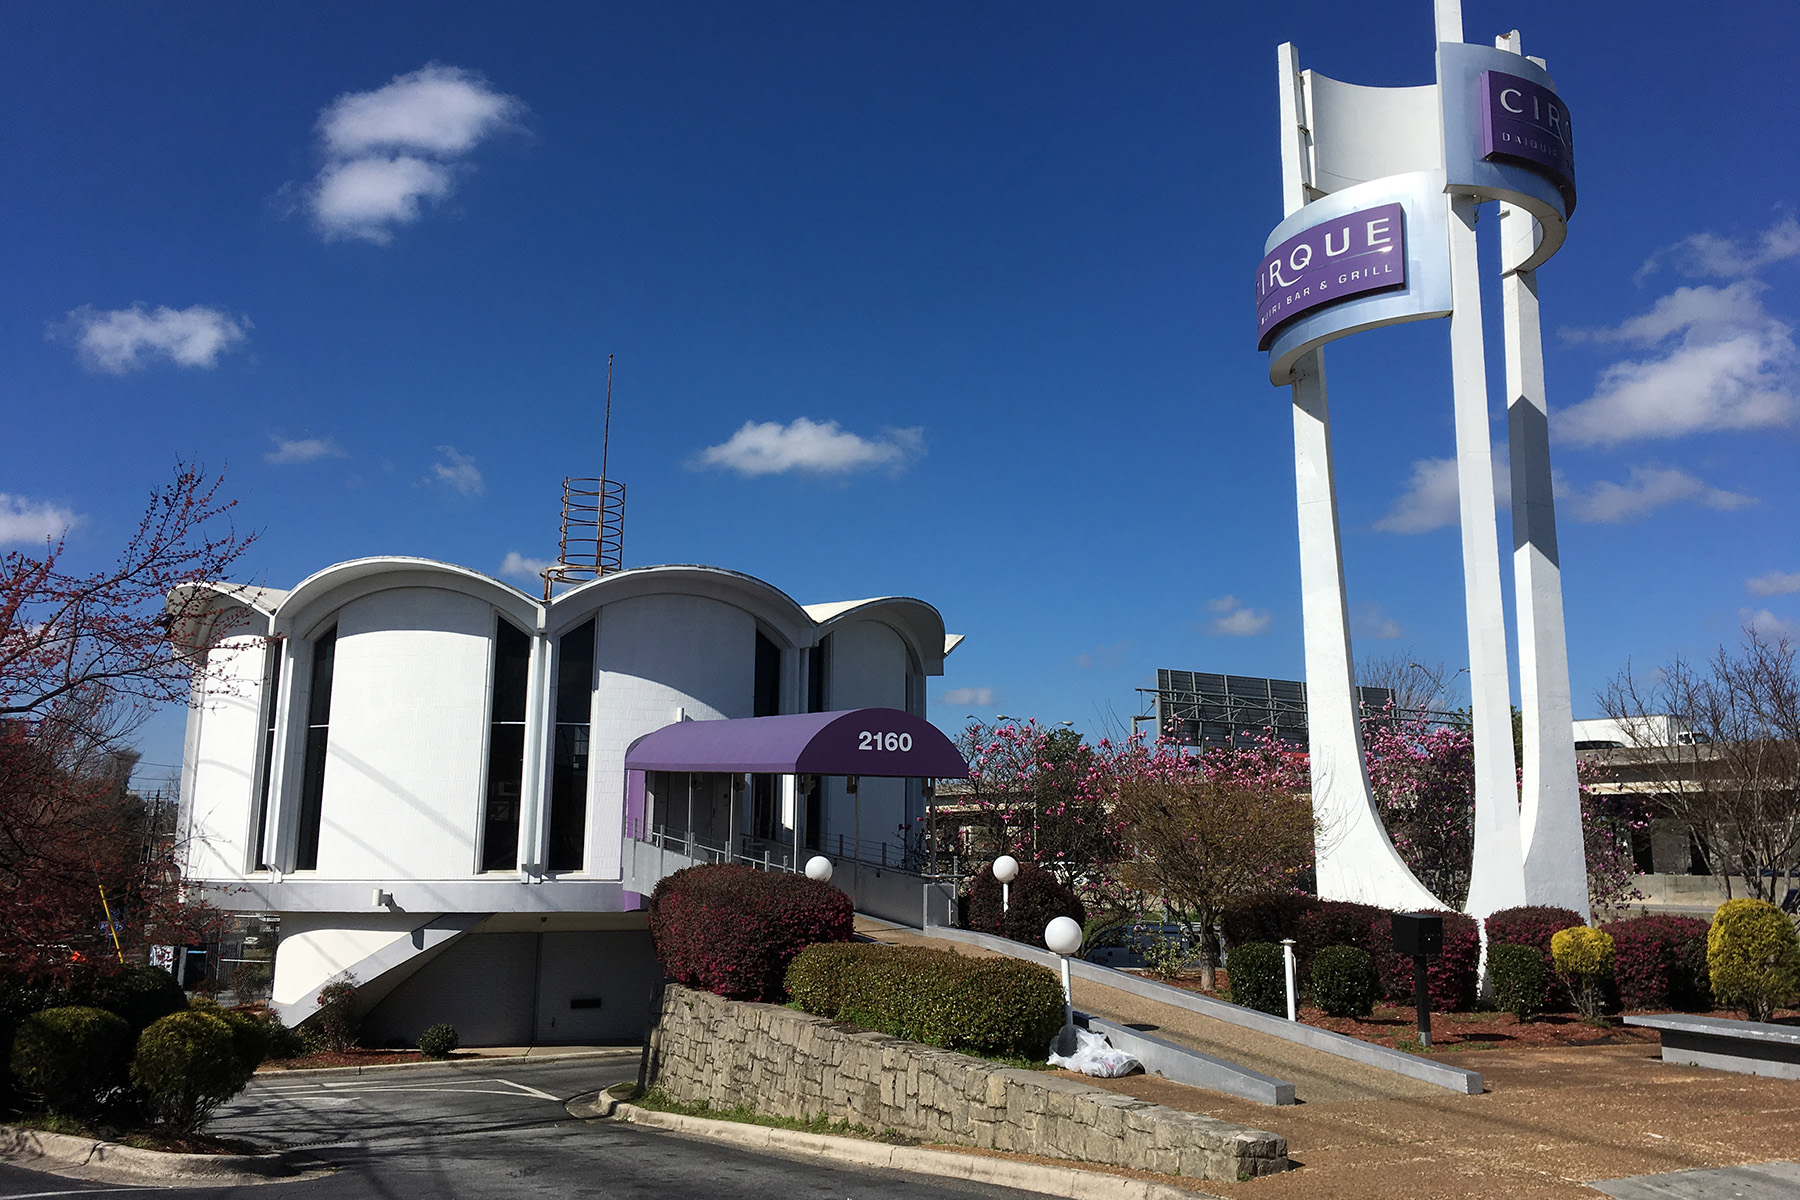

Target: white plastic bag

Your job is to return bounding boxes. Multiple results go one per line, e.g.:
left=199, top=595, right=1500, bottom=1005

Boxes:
left=1048, top=1028, right=1141, bottom=1078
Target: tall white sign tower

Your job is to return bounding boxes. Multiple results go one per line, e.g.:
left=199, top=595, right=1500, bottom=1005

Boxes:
left=1259, top=0, right=1589, bottom=918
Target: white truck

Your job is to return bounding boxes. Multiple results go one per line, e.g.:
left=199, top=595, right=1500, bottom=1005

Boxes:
left=1571, top=714, right=1710, bottom=750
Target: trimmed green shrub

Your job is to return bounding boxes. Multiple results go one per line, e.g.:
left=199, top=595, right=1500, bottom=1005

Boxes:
left=1551, top=926, right=1616, bottom=1018
left=89, top=967, right=188, bottom=1035
left=10, top=1006, right=134, bottom=1116
left=1486, top=906, right=1585, bottom=1010
left=1707, top=898, right=1800, bottom=1022
left=786, top=943, right=1063, bottom=1058
left=1604, top=914, right=1712, bottom=1011
left=1294, top=902, right=1386, bottom=999
left=1311, top=945, right=1379, bottom=1018
left=650, top=865, right=853, bottom=1001
left=966, top=862, right=1086, bottom=950
left=263, top=1012, right=321, bottom=1060
left=132, top=1008, right=256, bottom=1132
left=316, top=976, right=360, bottom=1052
left=418, top=1023, right=459, bottom=1058
left=217, top=1006, right=271, bottom=1076
left=1226, top=942, right=1286, bottom=1016
left=1488, top=943, right=1549, bottom=1021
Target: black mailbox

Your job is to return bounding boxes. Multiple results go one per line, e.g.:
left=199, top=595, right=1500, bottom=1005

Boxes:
left=1391, top=912, right=1443, bottom=958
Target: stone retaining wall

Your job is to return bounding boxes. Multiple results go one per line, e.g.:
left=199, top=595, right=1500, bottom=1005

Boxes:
left=645, top=984, right=1289, bottom=1182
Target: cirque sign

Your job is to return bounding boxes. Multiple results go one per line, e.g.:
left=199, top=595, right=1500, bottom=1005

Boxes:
left=1256, top=203, right=1406, bottom=350
left=1480, top=70, right=1576, bottom=211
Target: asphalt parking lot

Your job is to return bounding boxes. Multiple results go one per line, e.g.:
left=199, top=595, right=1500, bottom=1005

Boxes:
left=0, top=1052, right=1035, bottom=1200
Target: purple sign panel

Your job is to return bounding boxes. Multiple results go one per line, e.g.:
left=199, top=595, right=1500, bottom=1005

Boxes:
left=1480, top=70, right=1576, bottom=212
left=1256, top=202, right=1406, bottom=350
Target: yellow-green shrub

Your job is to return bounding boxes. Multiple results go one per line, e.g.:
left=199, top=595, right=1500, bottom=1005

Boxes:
left=1550, top=926, right=1615, bottom=1018
left=1707, top=899, right=1800, bottom=1023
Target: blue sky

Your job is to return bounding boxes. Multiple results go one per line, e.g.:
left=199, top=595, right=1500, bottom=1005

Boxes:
left=3, top=1, right=1796, bottom=786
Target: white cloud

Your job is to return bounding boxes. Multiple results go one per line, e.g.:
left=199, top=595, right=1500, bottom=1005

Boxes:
left=1204, top=596, right=1271, bottom=637
left=306, top=64, right=524, bottom=243
left=1638, top=214, right=1800, bottom=281
left=1374, top=444, right=1510, bottom=534
left=694, top=418, right=924, bottom=477
left=940, top=687, right=997, bottom=707
left=1353, top=603, right=1404, bottom=640
left=1560, top=464, right=1754, bottom=524
left=1557, top=281, right=1798, bottom=445
left=426, top=446, right=484, bottom=496
left=1075, top=642, right=1132, bottom=670
left=61, top=304, right=247, bottom=374
left=0, top=495, right=82, bottom=546
left=312, top=156, right=452, bottom=242
left=1742, top=608, right=1800, bottom=639
left=1747, top=570, right=1800, bottom=598
left=500, top=551, right=554, bottom=582
left=265, top=436, right=346, bottom=465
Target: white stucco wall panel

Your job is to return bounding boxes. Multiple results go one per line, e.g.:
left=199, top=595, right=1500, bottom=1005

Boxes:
left=588, top=594, right=758, bottom=877
left=314, top=588, right=493, bottom=879
left=184, top=635, right=268, bottom=880
left=823, top=620, right=909, bottom=854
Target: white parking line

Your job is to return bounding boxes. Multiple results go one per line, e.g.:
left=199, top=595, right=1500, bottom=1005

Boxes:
left=254, top=1079, right=559, bottom=1101
left=0, top=1189, right=160, bottom=1198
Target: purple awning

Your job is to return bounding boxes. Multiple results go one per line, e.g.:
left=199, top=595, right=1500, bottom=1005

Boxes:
left=624, top=708, right=969, bottom=779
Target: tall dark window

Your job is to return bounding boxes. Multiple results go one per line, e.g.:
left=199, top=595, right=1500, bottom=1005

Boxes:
left=548, top=619, right=594, bottom=872
left=754, top=631, right=781, bottom=718
left=807, top=636, right=829, bottom=713
left=295, top=626, right=337, bottom=872
left=481, top=619, right=531, bottom=872
left=250, top=646, right=282, bottom=871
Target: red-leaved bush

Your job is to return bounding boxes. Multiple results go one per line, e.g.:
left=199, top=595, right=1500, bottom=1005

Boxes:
left=1603, top=914, right=1713, bottom=1012
left=648, top=864, right=852, bottom=1001
left=1221, top=893, right=1318, bottom=949
left=965, top=861, right=1085, bottom=948
left=1369, top=911, right=1481, bottom=1012
left=1485, top=905, right=1585, bottom=1009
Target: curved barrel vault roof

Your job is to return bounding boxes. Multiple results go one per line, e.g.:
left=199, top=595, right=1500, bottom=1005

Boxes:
left=168, top=558, right=958, bottom=671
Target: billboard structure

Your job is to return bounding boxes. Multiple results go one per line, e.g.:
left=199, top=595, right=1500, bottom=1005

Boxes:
left=1262, top=0, right=1588, bottom=918
left=1149, top=671, right=1401, bottom=752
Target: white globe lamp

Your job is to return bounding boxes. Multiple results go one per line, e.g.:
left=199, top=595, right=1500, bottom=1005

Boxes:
left=804, top=855, right=834, bottom=882
left=1044, top=915, right=1084, bottom=1056
left=1044, top=916, right=1083, bottom=957
left=993, top=854, right=1020, bottom=914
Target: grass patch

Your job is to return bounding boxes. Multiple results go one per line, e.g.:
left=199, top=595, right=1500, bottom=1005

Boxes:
left=1393, top=1038, right=1500, bottom=1054
left=630, top=1088, right=916, bottom=1145
left=12, top=1113, right=94, bottom=1137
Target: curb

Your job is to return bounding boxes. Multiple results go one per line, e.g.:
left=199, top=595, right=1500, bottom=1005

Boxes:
left=602, top=1101, right=1225, bottom=1200
left=257, top=1046, right=636, bottom=1080
left=0, top=1124, right=317, bottom=1186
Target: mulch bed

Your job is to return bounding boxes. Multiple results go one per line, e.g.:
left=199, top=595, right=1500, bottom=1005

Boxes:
left=259, top=1047, right=465, bottom=1070
left=1150, top=970, right=1798, bottom=1051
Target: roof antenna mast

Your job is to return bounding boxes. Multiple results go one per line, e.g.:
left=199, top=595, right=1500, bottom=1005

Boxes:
left=542, top=353, right=626, bottom=601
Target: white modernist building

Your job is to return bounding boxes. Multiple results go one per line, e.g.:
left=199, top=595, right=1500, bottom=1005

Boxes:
left=172, top=557, right=960, bottom=1045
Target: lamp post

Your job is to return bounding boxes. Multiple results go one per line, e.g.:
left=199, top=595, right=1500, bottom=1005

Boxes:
left=1045, top=915, right=1084, bottom=1056
left=804, top=855, right=833, bottom=882
left=993, top=855, right=1019, bottom=913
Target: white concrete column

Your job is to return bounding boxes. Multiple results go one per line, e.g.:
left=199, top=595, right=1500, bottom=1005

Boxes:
left=1292, top=351, right=1443, bottom=910
left=516, top=628, right=554, bottom=879
left=1447, top=193, right=1527, bottom=919
left=1500, top=201, right=1589, bottom=917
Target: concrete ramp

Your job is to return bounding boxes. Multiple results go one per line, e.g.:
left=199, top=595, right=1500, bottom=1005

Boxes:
left=271, top=912, right=489, bottom=1025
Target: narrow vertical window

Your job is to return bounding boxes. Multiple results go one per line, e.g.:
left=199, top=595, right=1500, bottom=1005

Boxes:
left=295, top=626, right=337, bottom=872
left=807, top=635, right=829, bottom=713
left=481, top=619, right=531, bottom=872
left=548, top=619, right=594, bottom=872
left=250, top=645, right=282, bottom=870
left=754, top=631, right=781, bottom=718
